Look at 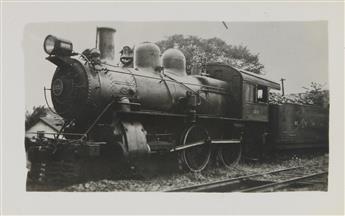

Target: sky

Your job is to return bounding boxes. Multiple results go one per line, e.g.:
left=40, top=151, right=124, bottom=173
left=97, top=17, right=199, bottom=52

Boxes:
left=23, top=21, right=328, bottom=111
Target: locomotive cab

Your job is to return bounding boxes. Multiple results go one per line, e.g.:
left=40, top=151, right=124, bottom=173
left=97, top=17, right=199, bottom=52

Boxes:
left=206, top=63, right=281, bottom=158
left=206, top=62, right=280, bottom=121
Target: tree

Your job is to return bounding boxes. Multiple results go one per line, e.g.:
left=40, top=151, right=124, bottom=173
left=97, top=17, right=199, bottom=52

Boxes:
left=156, top=35, right=264, bottom=74
left=302, top=82, right=329, bottom=107
left=25, top=106, right=48, bottom=130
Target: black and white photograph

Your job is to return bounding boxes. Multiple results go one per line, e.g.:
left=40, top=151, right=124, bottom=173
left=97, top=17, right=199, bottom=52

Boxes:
left=1, top=2, right=344, bottom=215
left=24, top=21, right=330, bottom=193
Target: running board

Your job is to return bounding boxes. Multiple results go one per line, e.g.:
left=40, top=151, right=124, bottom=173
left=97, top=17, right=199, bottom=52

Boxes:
left=170, top=139, right=241, bottom=152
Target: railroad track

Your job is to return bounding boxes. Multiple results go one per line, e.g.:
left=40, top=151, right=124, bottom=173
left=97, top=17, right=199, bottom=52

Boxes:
left=166, top=166, right=328, bottom=192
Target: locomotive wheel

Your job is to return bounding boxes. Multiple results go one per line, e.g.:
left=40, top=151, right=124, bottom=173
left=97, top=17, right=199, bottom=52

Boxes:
left=216, top=143, right=242, bottom=168
left=178, top=126, right=211, bottom=172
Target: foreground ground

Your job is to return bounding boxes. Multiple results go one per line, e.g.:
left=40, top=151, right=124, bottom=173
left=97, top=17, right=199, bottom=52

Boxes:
left=58, top=151, right=328, bottom=192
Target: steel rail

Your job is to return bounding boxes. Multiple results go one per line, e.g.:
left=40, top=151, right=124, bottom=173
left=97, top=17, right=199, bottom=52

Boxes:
left=239, top=171, right=328, bottom=192
left=166, top=166, right=305, bottom=192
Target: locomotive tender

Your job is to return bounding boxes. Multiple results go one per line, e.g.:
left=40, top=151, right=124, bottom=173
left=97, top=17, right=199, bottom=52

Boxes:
left=27, top=27, right=327, bottom=178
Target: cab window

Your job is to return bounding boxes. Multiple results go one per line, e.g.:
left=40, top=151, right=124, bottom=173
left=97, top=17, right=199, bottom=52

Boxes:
left=257, top=85, right=268, bottom=103
left=244, top=83, right=255, bottom=103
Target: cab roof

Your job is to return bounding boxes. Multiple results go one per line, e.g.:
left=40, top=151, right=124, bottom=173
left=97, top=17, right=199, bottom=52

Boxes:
left=207, top=63, right=281, bottom=90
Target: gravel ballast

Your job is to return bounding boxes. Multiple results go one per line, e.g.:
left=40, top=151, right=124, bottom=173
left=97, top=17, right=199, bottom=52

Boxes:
left=60, top=151, right=329, bottom=192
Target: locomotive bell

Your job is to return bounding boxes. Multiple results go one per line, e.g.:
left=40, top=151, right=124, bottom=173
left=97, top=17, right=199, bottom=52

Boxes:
left=162, top=48, right=187, bottom=76
left=134, top=42, right=162, bottom=71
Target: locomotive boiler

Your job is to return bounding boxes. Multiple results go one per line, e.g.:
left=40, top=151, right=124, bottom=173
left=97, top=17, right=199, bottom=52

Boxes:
left=28, top=26, right=284, bottom=181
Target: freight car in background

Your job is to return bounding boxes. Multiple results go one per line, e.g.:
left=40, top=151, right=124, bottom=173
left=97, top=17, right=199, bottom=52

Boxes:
left=269, top=103, right=329, bottom=150
left=26, top=26, right=329, bottom=185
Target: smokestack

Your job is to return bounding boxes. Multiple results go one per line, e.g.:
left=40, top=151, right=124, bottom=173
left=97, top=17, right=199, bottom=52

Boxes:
left=96, top=27, right=116, bottom=62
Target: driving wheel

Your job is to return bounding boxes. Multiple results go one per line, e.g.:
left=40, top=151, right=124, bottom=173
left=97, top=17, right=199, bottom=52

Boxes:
left=217, top=141, right=242, bottom=168
left=178, top=126, right=211, bottom=172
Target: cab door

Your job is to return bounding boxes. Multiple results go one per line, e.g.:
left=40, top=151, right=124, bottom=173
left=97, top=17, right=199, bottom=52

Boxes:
left=242, top=82, right=269, bottom=122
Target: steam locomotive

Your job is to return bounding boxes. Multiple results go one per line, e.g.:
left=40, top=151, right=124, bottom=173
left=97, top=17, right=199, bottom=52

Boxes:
left=26, top=27, right=328, bottom=182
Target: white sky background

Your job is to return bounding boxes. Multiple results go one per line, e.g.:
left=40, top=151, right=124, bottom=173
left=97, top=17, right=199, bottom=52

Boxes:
left=24, top=21, right=328, bottom=111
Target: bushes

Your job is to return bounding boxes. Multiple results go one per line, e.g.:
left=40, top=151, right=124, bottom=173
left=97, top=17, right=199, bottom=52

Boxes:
left=269, top=82, right=329, bottom=107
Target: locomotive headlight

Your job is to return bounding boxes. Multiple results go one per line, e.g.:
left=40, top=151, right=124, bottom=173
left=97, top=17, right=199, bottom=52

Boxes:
left=43, top=35, right=73, bottom=56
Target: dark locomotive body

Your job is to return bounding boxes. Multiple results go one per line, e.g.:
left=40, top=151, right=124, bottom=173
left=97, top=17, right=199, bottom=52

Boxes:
left=26, top=27, right=329, bottom=183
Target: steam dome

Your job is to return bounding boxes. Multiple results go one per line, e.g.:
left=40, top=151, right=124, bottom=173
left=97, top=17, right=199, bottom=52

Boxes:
left=134, top=42, right=161, bottom=70
left=162, top=48, right=186, bottom=76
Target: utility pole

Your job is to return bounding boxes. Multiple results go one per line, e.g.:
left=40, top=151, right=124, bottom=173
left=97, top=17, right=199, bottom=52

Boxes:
left=280, top=78, right=286, bottom=96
